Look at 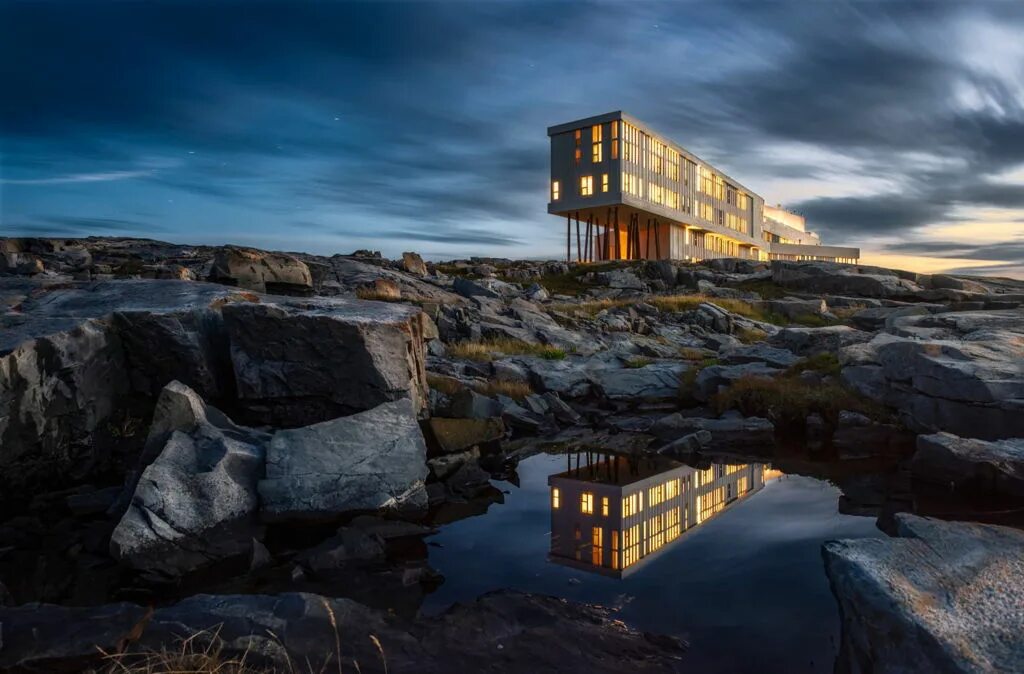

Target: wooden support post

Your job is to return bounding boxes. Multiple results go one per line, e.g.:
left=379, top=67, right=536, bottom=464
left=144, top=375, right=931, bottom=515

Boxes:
left=614, top=217, right=620, bottom=260
left=645, top=219, right=651, bottom=259
left=625, top=214, right=633, bottom=260
left=566, top=214, right=571, bottom=263
left=575, top=212, right=582, bottom=263
left=604, top=209, right=611, bottom=261
left=654, top=219, right=661, bottom=259
left=586, top=214, right=593, bottom=262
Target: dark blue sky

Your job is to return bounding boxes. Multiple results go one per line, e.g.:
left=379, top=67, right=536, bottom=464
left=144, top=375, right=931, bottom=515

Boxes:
left=2, top=1, right=1024, bottom=274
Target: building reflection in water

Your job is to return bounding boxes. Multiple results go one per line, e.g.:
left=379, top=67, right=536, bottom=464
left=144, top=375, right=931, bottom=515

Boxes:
left=548, top=452, right=778, bottom=577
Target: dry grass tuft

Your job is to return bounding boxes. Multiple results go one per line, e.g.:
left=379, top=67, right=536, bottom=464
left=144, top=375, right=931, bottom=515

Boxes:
left=624, top=356, right=653, bottom=368
left=474, top=379, right=533, bottom=400
left=448, top=338, right=565, bottom=362
left=426, top=372, right=467, bottom=397
left=98, top=627, right=266, bottom=674
left=735, top=326, right=769, bottom=344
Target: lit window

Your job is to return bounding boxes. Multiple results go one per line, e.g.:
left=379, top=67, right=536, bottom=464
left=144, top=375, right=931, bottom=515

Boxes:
left=592, top=124, right=603, bottom=143
left=592, top=141, right=602, bottom=163
left=579, top=175, right=593, bottom=197
left=552, top=487, right=560, bottom=509
left=574, top=129, right=581, bottom=145
left=601, top=496, right=609, bottom=516
left=601, top=174, right=609, bottom=192
left=551, top=180, right=560, bottom=201
left=574, top=147, right=582, bottom=165
left=580, top=491, right=594, bottom=514
left=611, top=139, right=619, bottom=160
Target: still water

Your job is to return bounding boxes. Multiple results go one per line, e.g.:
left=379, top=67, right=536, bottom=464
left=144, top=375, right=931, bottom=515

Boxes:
left=423, top=452, right=882, bottom=673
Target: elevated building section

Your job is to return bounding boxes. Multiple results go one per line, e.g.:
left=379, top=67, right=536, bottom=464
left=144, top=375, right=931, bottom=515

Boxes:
left=547, top=112, right=859, bottom=264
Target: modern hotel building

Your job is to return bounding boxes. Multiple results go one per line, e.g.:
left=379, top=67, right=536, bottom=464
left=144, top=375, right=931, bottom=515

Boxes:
left=548, top=454, right=776, bottom=578
left=548, top=111, right=859, bottom=264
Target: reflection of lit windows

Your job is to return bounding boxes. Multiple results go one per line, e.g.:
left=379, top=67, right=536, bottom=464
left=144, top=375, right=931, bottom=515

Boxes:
left=601, top=174, right=609, bottom=193
left=611, top=529, right=620, bottom=570
left=551, top=180, right=560, bottom=201
left=580, top=491, right=594, bottom=514
left=580, top=175, right=594, bottom=197
left=601, top=496, right=609, bottom=516
left=552, top=487, right=560, bottom=509
left=592, top=526, right=604, bottom=566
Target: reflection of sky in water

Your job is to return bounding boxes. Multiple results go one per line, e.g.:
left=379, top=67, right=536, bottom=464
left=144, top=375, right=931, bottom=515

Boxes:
left=423, top=453, right=883, bottom=674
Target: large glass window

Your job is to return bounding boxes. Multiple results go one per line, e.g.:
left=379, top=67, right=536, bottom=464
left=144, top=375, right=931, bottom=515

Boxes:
left=580, top=491, right=594, bottom=514
left=580, top=175, right=594, bottom=196
left=551, top=180, right=560, bottom=201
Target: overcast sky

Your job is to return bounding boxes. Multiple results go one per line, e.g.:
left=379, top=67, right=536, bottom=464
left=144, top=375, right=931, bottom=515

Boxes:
left=2, top=1, right=1024, bottom=276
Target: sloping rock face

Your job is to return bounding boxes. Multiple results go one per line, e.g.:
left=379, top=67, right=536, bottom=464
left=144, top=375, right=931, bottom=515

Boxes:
left=209, top=245, right=313, bottom=295
left=912, top=432, right=1024, bottom=498
left=841, top=310, right=1024, bottom=440
left=823, top=514, right=1024, bottom=674
left=223, top=300, right=428, bottom=425
left=0, top=591, right=686, bottom=673
left=259, top=399, right=429, bottom=521
left=110, top=382, right=269, bottom=577
left=771, top=260, right=923, bottom=299
left=0, top=279, right=430, bottom=500
left=591, top=362, right=687, bottom=401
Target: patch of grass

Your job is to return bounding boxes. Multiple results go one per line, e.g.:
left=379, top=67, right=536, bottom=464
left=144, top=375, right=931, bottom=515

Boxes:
left=448, top=337, right=566, bottom=362
left=736, top=326, right=769, bottom=344
left=731, top=278, right=789, bottom=299
left=712, top=374, right=892, bottom=430
left=785, top=352, right=841, bottom=377
left=355, top=287, right=402, bottom=302
left=434, top=263, right=472, bottom=277
left=547, top=297, right=632, bottom=317
left=791, top=313, right=840, bottom=328
left=678, top=347, right=712, bottom=360
left=475, top=379, right=533, bottom=400
left=624, top=356, right=653, bottom=368
left=538, top=271, right=589, bottom=297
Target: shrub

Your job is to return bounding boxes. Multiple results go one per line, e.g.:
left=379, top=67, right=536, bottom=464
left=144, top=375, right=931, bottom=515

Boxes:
left=475, top=379, right=533, bottom=400
left=712, top=374, right=891, bottom=429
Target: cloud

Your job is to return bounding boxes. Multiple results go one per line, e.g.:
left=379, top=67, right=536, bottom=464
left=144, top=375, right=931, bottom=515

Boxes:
left=1, top=169, right=154, bottom=185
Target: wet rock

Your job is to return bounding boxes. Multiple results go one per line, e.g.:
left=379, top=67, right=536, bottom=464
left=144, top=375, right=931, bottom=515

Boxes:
left=651, top=413, right=774, bottom=451
left=65, top=486, right=121, bottom=517
left=428, top=449, right=479, bottom=480
left=591, top=362, right=687, bottom=402
left=110, top=382, right=269, bottom=577
left=297, top=526, right=387, bottom=573
left=0, top=581, right=11, bottom=607
left=824, top=514, right=1024, bottom=674
left=911, top=432, right=1024, bottom=498
left=0, top=603, right=151, bottom=671
left=259, top=399, right=429, bottom=521
left=223, top=299, right=428, bottom=425
left=658, top=430, right=712, bottom=458
left=427, top=417, right=504, bottom=454
left=401, top=252, right=428, bottom=276
left=250, top=538, right=272, bottom=571
left=445, top=461, right=494, bottom=498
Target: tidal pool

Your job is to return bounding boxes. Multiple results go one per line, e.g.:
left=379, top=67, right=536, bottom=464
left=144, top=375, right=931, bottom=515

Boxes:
left=423, top=452, right=882, bottom=673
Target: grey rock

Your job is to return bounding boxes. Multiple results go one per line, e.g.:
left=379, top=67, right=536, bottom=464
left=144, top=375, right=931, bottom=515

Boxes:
left=658, top=430, right=713, bottom=457
left=596, top=268, right=645, bottom=290
left=427, top=416, right=504, bottom=453
left=543, top=392, right=582, bottom=425
left=771, top=260, right=922, bottom=298
left=651, top=413, right=774, bottom=451
left=591, top=362, right=687, bottom=402
left=429, top=449, right=479, bottom=480
left=223, top=299, right=428, bottom=425
left=298, top=526, right=387, bottom=573
left=525, top=357, right=594, bottom=398
left=400, top=252, right=428, bottom=276
left=769, top=324, right=873, bottom=356
left=110, top=382, right=268, bottom=577
left=824, top=514, right=1024, bottom=674
left=259, top=399, right=429, bottom=521
left=453, top=276, right=500, bottom=298
left=912, top=432, right=1024, bottom=498
left=719, top=343, right=800, bottom=369
left=65, top=486, right=121, bottom=517
left=209, top=245, right=312, bottom=294
left=850, top=305, right=930, bottom=331
left=448, top=389, right=503, bottom=419
left=694, top=362, right=779, bottom=402
left=250, top=538, right=273, bottom=571
left=0, top=601, right=151, bottom=672
left=752, top=297, right=827, bottom=320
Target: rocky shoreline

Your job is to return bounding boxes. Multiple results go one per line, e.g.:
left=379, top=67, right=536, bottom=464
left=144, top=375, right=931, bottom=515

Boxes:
left=2, top=236, right=1023, bottom=672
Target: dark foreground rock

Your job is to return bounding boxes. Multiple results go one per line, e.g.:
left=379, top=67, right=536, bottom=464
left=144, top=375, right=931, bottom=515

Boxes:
left=911, top=432, right=1024, bottom=498
left=0, top=591, right=686, bottom=673
left=823, top=514, right=1024, bottom=674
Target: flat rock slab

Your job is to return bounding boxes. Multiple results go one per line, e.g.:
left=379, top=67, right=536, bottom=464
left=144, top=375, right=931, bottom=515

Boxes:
left=824, top=514, right=1024, bottom=674
left=591, top=362, right=688, bottom=402
left=259, top=399, right=429, bottom=521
